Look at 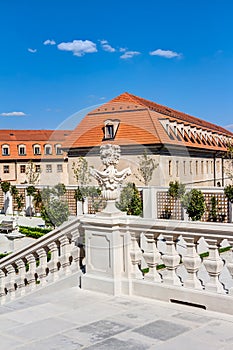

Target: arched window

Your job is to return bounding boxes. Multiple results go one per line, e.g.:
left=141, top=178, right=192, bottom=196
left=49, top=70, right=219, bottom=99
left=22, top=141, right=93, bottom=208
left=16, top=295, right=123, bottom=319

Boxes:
left=55, top=144, right=62, bottom=155
left=44, top=144, right=52, bottom=155
left=2, top=144, right=10, bottom=156
left=33, top=144, right=41, bottom=155
left=18, top=144, right=26, bottom=156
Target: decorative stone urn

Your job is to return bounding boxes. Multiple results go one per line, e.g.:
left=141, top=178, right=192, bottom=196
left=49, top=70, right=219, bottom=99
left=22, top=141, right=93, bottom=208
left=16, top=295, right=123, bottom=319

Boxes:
left=90, top=144, right=131, bottom=215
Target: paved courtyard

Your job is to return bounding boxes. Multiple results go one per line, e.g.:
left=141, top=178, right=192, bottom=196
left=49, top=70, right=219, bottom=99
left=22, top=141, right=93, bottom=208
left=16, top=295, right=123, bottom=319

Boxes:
left=0, top=283, right=233, bottom=350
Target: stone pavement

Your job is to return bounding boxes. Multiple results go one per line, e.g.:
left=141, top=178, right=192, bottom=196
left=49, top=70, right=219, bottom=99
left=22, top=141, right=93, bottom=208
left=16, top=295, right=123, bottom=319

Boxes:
left=1, top=284, right=233, bottom=350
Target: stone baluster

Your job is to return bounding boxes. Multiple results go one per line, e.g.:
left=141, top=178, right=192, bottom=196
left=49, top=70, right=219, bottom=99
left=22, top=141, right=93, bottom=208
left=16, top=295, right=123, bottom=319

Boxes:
left=143, top=233, right=162, bottom=282
left=70, top=231, right=81, bottom=273
left=47, top=242, right=59, bottom=282
left=130, top=232, right=143, bottom=279
left=26, top=254, right=37, bottom=291
left=36, top=248, right=48, bottom=286
left=59, top=236, right=72, bottom=275
left=15, top=259, right=26, bottom=297
left=161, top=235, right=182, bottom=286
left=0, top=269, right=6, bottom=304
left=203, top=239, right=225, bottom=294
left=5, top=264, right=16, bottom=300
left=182, top=237, right=202, bottom=290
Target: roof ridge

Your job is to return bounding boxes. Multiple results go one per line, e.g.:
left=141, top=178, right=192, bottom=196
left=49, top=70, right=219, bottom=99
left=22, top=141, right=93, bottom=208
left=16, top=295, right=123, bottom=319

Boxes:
left=110, top=92, right=233, bottom=136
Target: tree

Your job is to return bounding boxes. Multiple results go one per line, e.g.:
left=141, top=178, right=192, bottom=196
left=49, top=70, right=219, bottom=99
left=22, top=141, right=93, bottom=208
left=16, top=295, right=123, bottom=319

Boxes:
left=136, top=150, right=158, bottom=186
left=181, top=189, right=205, bottom=221
left=33, top=190, right=43, bottom=213
left=10, top=185, right=19, bottom=212
left=72, top=157, right=92, bottom=187
left=224, top=184, right=233, bottom=203
left=168, top=181, right=185, bottom=200
left=40, top=184, right=69, bottom=228
left=1, top=181, right=10, bottom=193
left=116, top=182, right=142, bottom=216
left=25, top=160, right=39, bottom=184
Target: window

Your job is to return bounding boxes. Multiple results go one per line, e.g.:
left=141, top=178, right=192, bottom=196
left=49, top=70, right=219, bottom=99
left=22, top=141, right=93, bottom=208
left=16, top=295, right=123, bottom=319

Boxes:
left=3, top=165, right=9, bottom=173
left=104, top=119, right=119, bottom=139
left=18, top=145, right=26, bottom=156
left=206, top=161, right=209, bottom=174
left=44, top=144, right=52, bottom=155
left=57, top=164, right=63, bottom=173
left=183, top=161, right=186, bottom=175
left=195, top=161, right=198, bottom=175
left=176, top=161, right=179, bottom=176
left=34, top=145, right=41, bottom=155
left=106, top=125, right=114, bottom=139
left=190, top=161, right=192, bottom=175
left=46, top=164, right=52, bottom=173
left=35, top=165, right=41, bottom=173
left=169, top=160, right=172, bottom=176
left=55, top=144, right=63, bottom=155
left=201, top=161, right=204, bottom=174
left=2, top=145, right=10, bottom=156
left=20, top=165, right=26, bottom=173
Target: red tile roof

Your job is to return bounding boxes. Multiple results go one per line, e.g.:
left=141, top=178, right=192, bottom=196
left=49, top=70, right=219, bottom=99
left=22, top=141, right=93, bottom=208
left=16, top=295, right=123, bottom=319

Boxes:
left=0, top=130, right=71, bottom=160
left=63, top=92, right=233, bottom=151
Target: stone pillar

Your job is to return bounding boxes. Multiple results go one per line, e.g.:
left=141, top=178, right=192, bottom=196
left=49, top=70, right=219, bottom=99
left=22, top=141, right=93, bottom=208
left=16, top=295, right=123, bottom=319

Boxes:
left=36, top=248, right=48, bottom=286
left=161, top=235, right=182, bottom=286
left=203, top=239, right=225, bottom=294
left=26, top=253, right=37, bottom=290
left=82, top=214, right=133, bottom=295
left=143, top=233, right=162, bottom=282
left=143, top=187, right=157, bottom=219
left=0, top=269, right=6, bottom=304
left=47, top=242, right=59, bottom=282
left=182, top=237, right=202, bottom=289
left=15, top=259, right=26, bottom=297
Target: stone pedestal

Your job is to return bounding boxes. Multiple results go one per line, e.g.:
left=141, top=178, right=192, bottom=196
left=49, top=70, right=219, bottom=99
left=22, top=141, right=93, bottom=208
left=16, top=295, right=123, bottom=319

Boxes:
left=81, top=214, right=132, bottom=295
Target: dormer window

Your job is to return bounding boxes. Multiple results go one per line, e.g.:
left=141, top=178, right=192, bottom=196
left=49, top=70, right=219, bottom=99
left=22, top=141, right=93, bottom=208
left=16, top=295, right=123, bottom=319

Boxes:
left=55, top=144, right=63, bottom=155
left=44, top=144, right=52, bottom=155
left=2, top=144, right=10, bottom=156
left=104, top=119, right=120, bottom=140
left=18, top=144, right=26, bottom=156
left=33, top=144, right=41, bottom=155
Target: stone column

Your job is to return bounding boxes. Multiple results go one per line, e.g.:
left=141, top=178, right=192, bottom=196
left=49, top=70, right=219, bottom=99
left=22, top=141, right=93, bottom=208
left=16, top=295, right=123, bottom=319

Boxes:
left=5, top=264, right=16, bottom=300
left=15, top=259, right=26, bottom=297
left=203, top=239, right=225, bottom=294
left=59, top=236, right=72, bottom=275
left=161, top=235, right=182, bottom=286
left=143, top=187, right=157, bottom=219
left=143, top=233, right=162, bottom=282
left=0, top=269, right=6, bottom=304
left=182, top=237, right=202, bottom=289
left=36, top=248, right=48, bottom=286
left=26, top=253, right=37, bottom=290
left=47, top=242, right=59, bottom=282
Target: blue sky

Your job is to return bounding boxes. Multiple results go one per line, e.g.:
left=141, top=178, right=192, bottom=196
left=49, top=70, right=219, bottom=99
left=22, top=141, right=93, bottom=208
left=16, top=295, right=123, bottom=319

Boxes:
left=1, top=0, right=233, bottom=131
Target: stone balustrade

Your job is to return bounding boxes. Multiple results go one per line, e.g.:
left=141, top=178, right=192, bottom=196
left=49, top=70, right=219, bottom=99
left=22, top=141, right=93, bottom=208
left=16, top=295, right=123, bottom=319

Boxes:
left=0, top=217, right=83, bottom=304
left=125, top=218, right=233, bottom=312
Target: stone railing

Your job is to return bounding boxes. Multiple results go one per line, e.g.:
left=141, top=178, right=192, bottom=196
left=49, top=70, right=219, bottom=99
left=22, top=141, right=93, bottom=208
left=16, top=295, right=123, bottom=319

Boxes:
left=82, top=213, right=233, bottom=314
left=127, top=218, right=233, bottom=313
left=0, top=217, right=84, bottom=304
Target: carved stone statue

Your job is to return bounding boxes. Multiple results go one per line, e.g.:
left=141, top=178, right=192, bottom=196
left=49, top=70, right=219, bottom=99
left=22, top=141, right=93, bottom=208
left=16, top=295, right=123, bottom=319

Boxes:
left=90, top=144, right=131, bottom=215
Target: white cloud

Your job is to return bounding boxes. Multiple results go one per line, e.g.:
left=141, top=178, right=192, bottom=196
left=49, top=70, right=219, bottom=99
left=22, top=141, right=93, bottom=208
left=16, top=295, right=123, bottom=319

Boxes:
left=0, top=111, right=26, bottom=117
left=57, top=39, right=97, bottom=56
left=119, top=47, right=127, bottom=52
left=100, top=40, right=116, bottom=52
left=149, top=49, right=181, bottom=58
left=43, top=39, right=56, bottom=45
left=120, top=51, right=140, bottom=59
left=28, top=48, right=37, bottom=53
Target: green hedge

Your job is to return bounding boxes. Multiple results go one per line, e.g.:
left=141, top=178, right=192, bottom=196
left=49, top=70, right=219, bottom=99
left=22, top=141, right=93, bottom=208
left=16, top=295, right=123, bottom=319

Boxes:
left=19, top=226, right=52, bottom=239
